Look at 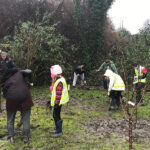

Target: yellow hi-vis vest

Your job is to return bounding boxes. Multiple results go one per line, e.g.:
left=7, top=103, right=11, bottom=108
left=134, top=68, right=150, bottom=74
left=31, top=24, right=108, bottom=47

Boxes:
left=135, top=66, right=146, bottom=83
left=113, top=74, right=125, bottom=88
left=51, top=77, right=69, bottom=106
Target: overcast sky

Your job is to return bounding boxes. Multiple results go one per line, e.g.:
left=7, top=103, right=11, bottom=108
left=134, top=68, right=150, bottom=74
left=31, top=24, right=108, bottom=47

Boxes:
left=108, top=0, right=150, bottom=34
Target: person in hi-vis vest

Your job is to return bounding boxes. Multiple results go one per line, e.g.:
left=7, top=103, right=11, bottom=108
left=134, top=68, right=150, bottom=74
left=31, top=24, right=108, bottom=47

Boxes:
left=133, top=63, right=147, bottom=104
left=104, top=69, right=125, bottom=110
left=49, top=65, right=69, bottom=137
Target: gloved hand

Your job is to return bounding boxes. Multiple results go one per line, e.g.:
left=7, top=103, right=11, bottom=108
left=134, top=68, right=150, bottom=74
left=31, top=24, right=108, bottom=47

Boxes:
left=49, top=86, right=53, bottom=91
left=30, top=83, right=34, bottom=86
left=107, top=91, right=110, bottom=96
left=84, top=80, right=86, bottom=84
left=27, top=82, right=34, bottom=88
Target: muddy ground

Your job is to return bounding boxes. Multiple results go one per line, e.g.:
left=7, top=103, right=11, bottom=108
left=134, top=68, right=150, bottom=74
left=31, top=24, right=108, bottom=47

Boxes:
left=85, top=118, right=150, bottom=143
left=69, top=95, right=150, bottom=147
left=1, top=88, right=150, bottom=149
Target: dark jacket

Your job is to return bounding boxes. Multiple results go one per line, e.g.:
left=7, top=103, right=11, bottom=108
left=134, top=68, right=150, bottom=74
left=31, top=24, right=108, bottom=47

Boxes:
left=4, top=70, right=33, bottom=112
left=6, top=88, right=33, bottom=112
left=2, top=68, right=19, bottom=97
left=74, top=65, right=86, bottom=79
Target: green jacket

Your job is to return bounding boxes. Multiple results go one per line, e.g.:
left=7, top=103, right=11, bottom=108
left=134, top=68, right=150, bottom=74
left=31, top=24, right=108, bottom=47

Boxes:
left=98, top=60, right=118, bottom=74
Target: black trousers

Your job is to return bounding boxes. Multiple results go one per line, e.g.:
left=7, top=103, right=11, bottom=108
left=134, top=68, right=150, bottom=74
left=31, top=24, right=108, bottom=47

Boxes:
left=7, top=109, right=31, bottom=138
left=135, top=83, right=146, bottom=103
left=110, top=91, right=122, bottom=107
left=53, top=105, right=62, bottom=124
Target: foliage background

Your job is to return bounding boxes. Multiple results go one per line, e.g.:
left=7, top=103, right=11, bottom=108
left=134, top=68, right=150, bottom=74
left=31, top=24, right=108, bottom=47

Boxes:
left=0, top=0, right=149, bottom=86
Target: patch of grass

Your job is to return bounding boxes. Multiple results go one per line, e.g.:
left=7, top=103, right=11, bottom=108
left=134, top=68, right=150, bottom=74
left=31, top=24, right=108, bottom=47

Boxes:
left=69, top=88, right=107, bottom=100
left=0, top=87, right=150, bottom=149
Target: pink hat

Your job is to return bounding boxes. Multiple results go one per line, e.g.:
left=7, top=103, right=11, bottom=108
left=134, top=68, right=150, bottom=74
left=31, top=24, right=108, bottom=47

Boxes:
left=50, top=65, right=62, bottom=75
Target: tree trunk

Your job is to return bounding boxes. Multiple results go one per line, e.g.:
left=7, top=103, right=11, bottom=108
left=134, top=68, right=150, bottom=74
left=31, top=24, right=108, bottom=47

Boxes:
left=129, top=115, right=133, bottom=150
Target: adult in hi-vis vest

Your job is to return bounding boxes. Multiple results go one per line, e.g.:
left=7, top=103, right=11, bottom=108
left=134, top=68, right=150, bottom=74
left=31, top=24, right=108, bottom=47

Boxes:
left=104, top=69, right=125, bottom=110
left=133, top=63, right=147, bottom=104
left=49, top=65, right=69, bottom=137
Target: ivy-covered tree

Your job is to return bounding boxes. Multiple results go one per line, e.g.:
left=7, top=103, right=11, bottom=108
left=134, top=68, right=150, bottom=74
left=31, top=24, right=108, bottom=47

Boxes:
left=73, top=0, right=114, bottom=69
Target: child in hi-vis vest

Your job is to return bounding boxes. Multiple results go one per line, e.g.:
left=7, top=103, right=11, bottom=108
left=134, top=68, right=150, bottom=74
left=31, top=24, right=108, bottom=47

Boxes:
left=49, top=65, right=69, bottom=137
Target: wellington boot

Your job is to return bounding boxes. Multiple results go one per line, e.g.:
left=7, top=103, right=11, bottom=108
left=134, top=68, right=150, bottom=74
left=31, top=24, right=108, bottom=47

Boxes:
left=53, top=120, right=63, bottom=138
left=10, top=137, right=15, bottom=143
left=53, top=132, right=62, bottom=138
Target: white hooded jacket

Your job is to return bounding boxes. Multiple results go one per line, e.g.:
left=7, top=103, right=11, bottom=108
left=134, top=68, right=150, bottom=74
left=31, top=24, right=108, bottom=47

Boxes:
left=104, top=69, right=125, bottom=92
